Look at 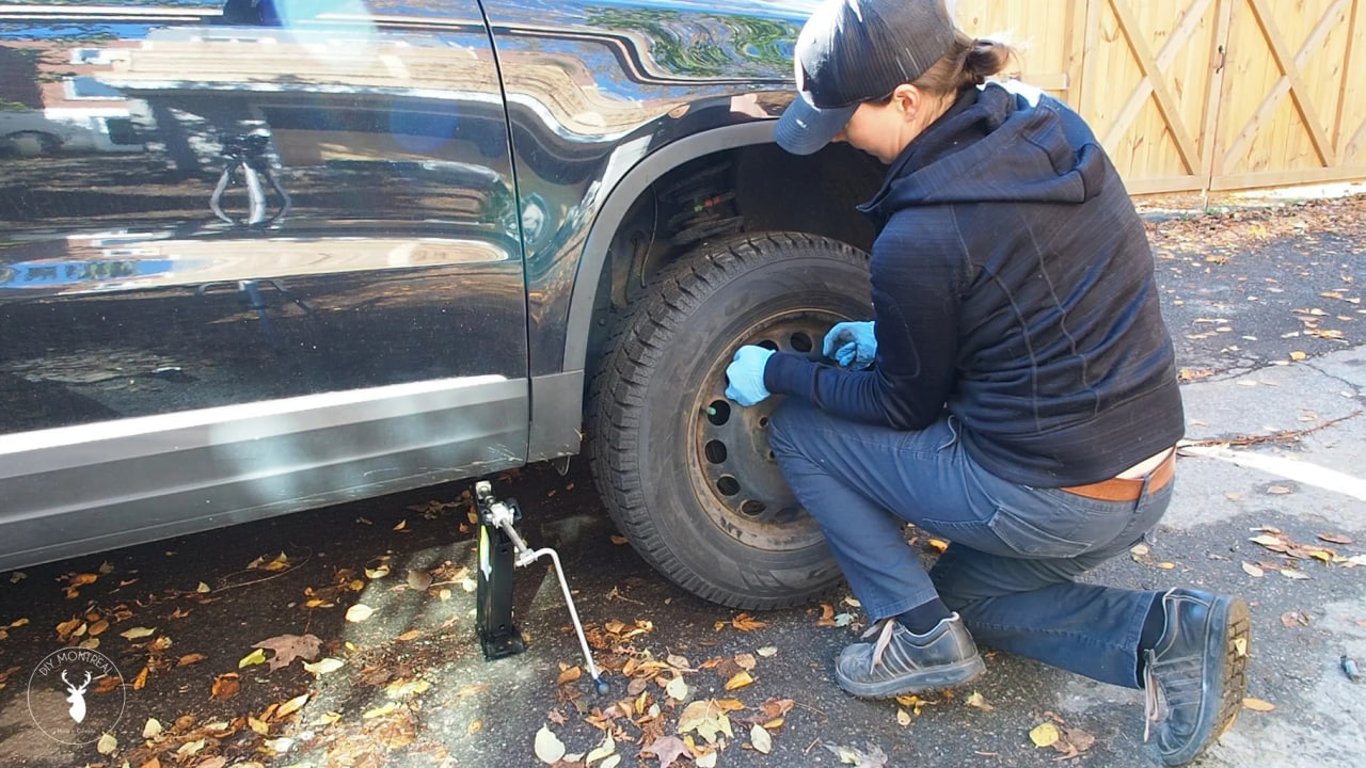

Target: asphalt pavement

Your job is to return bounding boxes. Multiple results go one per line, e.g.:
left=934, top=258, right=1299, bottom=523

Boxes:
left=0, top=192, right=1363, bottom=768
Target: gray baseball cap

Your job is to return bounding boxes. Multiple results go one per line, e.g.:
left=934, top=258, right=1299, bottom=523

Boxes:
left=776, top=0, right=958, bottom=155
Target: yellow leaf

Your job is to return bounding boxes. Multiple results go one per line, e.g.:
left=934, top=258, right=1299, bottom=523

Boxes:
left=362, top=702, right=400, bottom=719
left=585, top=733, right=616, bottom=764
left=276, top=693, right=309, bottom=719
left=1290, top=351, right=1307, bottom=361
left=1158, top=562, right=1176, bottom=570
left=715, top=698, right=746, bottom=712
left=196, top=582, right=211, bottom=594
left=303, top=658, right=344, bottom=677
left=1241, top=562, right=1265, bottom=578
left=142, top=718, right=162, bottom=739
left=1243, top=698, right=1275, bottom=712
left=238, top=648, right=268, bottom=668
left=1030, top=722, right=1060, bottom=748
left=96, top=732, right=117, bottom=755
left=248, top=716, right=270, bottom=735
left=177, top=738, right=205, bottom=757
left=365, top=565, right=391, bottom=579
left=724, top=671, right=754, bottom=691
left=121, top=626, right=156, bottom=640
left=132, top=666, right=149, bottom=690
left=896, top=709, right=912, bottom=726
left=557, top=665, right=582, bottom=685
left=467, top=719, right=482, bottom=734
left=927, top=538, right=949, bottom=553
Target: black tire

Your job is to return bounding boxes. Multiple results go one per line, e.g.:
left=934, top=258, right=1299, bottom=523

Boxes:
left=588, top=232, right=871, bottom=609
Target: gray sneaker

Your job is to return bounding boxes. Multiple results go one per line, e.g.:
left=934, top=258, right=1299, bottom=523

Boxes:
left=834, top=613, right=985, bottom=698
left=1143, top=589, right=1251, bottom=766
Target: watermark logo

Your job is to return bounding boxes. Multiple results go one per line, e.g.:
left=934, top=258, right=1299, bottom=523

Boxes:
left=27, top=648, right=125, bottom=745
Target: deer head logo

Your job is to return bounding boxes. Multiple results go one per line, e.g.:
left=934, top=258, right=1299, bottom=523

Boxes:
left=61, top=670, right=91, bottom=724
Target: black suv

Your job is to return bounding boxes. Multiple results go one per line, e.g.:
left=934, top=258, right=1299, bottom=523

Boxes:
left=0, top=0, right=884, bottom=609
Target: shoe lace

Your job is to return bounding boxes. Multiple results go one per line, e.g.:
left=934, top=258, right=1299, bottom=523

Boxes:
left=1142, top=648, right=1168, bottom=742
left=861, top=618, right=898, bottom=675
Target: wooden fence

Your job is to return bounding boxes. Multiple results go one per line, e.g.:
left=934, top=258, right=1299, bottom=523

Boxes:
left=956, top=0, right=1366, bottom=194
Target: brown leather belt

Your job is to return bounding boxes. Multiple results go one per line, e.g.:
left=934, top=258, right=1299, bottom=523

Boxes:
left=1060, top=450, right=1176, bottom=502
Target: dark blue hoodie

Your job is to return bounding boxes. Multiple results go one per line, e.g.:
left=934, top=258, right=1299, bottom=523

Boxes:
left=763, top=83, right=1184, bottom=487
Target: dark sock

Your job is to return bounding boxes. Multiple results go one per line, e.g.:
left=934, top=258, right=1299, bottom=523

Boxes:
left=896, top=597, right=951, bottom=635
left=1139, top=592, right=1168, bottom=652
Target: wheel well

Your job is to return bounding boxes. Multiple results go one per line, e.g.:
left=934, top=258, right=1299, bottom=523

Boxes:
left=584, top=141, right=883, bottom=376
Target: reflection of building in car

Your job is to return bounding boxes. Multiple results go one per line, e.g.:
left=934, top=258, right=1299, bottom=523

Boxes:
left=0, top=40, right=143, bottom=155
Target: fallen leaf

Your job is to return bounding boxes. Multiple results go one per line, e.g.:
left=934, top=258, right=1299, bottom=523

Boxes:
left=121, top=626, right=156, bottom=640
left=385, top=678, right=431, bottom=699
left=750, top=723, right=773, bottom=754
left=666, top=675, right=689, bottom=701
left=248, top=716, right=270, bottom=735
left=196, top=582, right=211, bottom=594
left=965, top=691, right=994, bottom=711
left=644, top=735, right=689, bottom=768
left=345, top=604, right=375, bottom=623
left=397, top=629, right=422, bottom=642
left=678, top=699, right=734, bottom=743
left=303, top=658, right=344, bottom=677
left=600, top=756, right=621, bottom=768
left=262, top=737, right=293, bottom=753
left=1243, top=697, right=1275, bottom=712
left=585, top=733, right=616, bottom=764
left=1242, top=562, right=1265, bottom=578
left=177, top=653, right=206, bottom=667
left=406, top=569, right=433, bottom=591
left=896, top=708, right=912, bottom=726
left=557, top=664, right=582, bottom=685
left=534, top=725, right=566, bottom=764
left=724, top=670, right=754, bottom=691
left=196, top=758, right=227, bottom=768
left=1158, top=562, right=1177, bottom=570
left=96, top=732, right=117, bottom=755
left=276, top=693, right=309, bottom=719
left=1030, top=722, right=1060, bottom=748
left=1281, top=568, right=1311, bottom=580
left=731, top=614, right=767, bottom=632
left=824, top=742, right=890, bottom=767
left=1318, top=533, right=1354, bottom=545
left=132, top=666, right=149, bottom=690
left=365, top=564, right=391, bottom=579
left=695, top=752, right=718, bottom=768
left=734, top=653, right=757, bottom=671
left=927, top=538, right=949, bottom=553
left=238, top=648, right=268, bottom=669
left=142, top=718, right=162, bottom=739
left=210, top=673, right=240, bottom=700
left=1280, top=611, right=1310, bottom=628
left=362, top=702, right=400, bottom=719
left=1266, top=485, right=1293, bottom=495
left=757, top=646, right=778, bottom=657
left=254, top=634, right=322, bottom=671
left=1290, top=351, right=1308, bottom=361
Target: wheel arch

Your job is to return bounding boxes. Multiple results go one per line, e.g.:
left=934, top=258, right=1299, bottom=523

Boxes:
left=562, top=121, right=883, bottom=377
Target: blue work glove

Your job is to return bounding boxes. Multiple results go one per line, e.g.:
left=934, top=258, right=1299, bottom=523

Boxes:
left=822, top=321, right=876, bottom=369
left=724, top=345, right=775, bottom=407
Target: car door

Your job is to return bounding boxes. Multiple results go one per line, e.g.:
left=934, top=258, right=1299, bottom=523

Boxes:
left=0, top=1, right=529, bottom=569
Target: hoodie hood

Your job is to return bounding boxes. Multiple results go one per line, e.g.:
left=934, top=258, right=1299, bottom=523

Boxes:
left=859, top=83, right=1109, bottom=222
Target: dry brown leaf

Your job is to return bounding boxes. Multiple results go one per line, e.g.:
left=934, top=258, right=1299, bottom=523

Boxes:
left=177, top=653, right=206, bottom=667
left=210, top=673, right=240, bottom=701
left=132, top=666, right=149, bottom=690
left=1241, top=562, right=1265, bottom=578
left=965, top=691, right=994, bottom=711
left=1266, top=485, right=1294, bottom=495
left=253, top=634, right=322, bottom=671
left=731, top=614, right=767, bottom=632
left=397, top=629, right=422, bottom=642
left=557, top=665, right=582, bottom=685
left=1318, top=533, right=1354, bottom=545
left=1242, top=698, right=1275, bottom=712
left=734, top=653, right=756, bottom=671
left=276, top=693, right=309, bottom=719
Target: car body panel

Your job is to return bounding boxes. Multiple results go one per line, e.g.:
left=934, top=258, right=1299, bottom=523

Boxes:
left=0, top=0, right=820, bottom=570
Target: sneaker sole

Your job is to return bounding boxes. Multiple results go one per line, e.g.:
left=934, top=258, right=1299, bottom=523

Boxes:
left=1163, top=595, right=1251, bottom=766
left=836, top=654, right=986, bottom=699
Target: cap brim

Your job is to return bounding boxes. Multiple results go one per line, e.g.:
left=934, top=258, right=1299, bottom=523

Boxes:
left=774, top=94, right=856, bottom=156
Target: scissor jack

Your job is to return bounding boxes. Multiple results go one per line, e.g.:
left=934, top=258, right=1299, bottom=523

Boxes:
left=473, top=480, right=609, bottom=694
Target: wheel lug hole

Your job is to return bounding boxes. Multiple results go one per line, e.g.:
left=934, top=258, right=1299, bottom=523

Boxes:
left=704, top=440, right=727, bottom=464
left=706, top=400, right=731, bottom=426
left=789, top=332, right=813, bottom=353
left=716, top=475, right=740, bottom=496
left=740, top=500, right=767, bottom=517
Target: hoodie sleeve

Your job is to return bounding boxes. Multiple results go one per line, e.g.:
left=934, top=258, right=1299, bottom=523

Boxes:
left=763, top=209, right=968, bottom=430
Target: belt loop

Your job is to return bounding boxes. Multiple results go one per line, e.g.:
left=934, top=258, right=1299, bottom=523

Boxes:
left=1134, top=473, right=1153, bottom=513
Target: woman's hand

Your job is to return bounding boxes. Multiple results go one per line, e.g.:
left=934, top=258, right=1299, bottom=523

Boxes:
left=823, top=321, right=876, bottom=369
left=724, top=346, right=775, bottom=406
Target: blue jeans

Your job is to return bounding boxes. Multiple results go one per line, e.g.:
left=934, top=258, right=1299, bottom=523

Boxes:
left=768, top=401, right=1171, bottom=689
